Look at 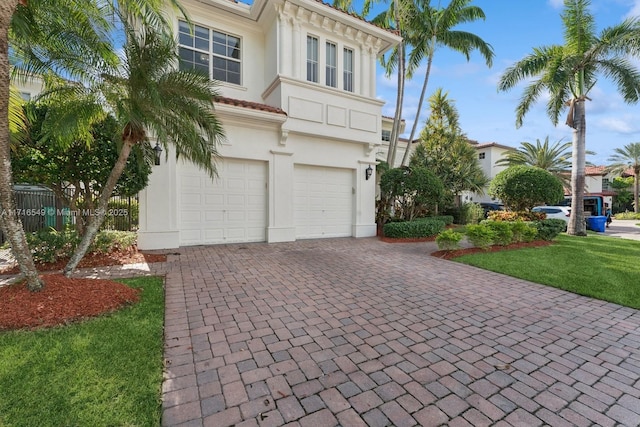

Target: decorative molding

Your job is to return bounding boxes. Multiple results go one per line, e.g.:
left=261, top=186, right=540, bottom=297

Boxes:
left=280, top=129, right=289, bottom=146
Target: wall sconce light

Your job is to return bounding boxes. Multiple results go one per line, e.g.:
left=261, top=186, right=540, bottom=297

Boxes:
left=153, top=143, right=163, bottom=166
left=365, top=165, right=373, bottom=180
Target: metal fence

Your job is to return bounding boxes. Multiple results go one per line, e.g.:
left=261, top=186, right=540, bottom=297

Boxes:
left=0, top=188, right=138, bottom=245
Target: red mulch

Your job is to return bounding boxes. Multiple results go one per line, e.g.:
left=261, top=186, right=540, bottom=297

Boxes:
left=0, top=250, right=166, bottom=331
left=431, top=240, right=554, bottom=260
left=380, top=235, right=437, bottom=243
left=0, top=250, right=166, bottom=275
left=0, top=274, right=140, bottom=331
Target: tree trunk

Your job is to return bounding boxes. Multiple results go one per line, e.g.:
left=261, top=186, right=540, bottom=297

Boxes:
left=387, top=1, right=405, bottom=168
left=401, top=51, right=434, bottom=167
left=567, top=99, right=587, bottom=236
left=633, top=168, right=640, bottom=213
left=0, top=0, right=44, bottom=291
left=63, top=140, right=133, bottom=276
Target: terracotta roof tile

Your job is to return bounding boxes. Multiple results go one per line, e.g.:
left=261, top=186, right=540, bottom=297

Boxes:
left=585, top=166, right=606, bottom=175
left=215, top=96, right=287, bottom=115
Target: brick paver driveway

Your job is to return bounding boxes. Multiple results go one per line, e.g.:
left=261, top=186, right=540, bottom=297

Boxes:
left=161, top=238, right=640, bottom=427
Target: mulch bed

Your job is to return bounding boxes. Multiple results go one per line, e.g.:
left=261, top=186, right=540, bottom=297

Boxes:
left=380, top=236, right=437, bottom=243
left=0, top=250, right=166, bottom=275
left=0, top=274, right=140, bottom=331
left=431, top=240, right=554, bottom=260
left=0, top=249, right=166, bottom=331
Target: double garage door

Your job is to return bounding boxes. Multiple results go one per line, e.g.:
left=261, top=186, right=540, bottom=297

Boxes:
left=178, top=160, right=353, bottom=245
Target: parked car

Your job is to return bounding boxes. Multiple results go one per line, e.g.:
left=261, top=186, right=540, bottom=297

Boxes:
left=480, top=202, right=504, bottom=218
left=532, top=206, right=571, bottom=225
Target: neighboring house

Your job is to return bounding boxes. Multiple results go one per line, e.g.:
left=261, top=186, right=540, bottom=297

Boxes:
left=376, top=116, right=410, bottom=168
left=10, top=74, right=44, bottom=101
left=137, top=0, right=401, bottom=249
left=463, top=141, right=513, bottom=204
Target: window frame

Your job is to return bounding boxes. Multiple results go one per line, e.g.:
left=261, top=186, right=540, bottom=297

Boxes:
left=307, top=35, right=319, bottom=83
left=178, top=20, right=242, bottom=85
left=343, top=47, right=354, bottom=92
left=326, top=41, right=337, bottom=88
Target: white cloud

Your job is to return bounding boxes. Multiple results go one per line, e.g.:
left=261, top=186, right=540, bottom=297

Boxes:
left=596, top=115, right=640, bottom=134
left=624, top=0, right=640, bottom=20
left=548, top=0, right=564, bottom=9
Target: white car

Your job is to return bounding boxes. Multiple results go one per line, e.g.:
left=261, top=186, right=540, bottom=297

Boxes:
left=532, top=206, right=571, bottom=224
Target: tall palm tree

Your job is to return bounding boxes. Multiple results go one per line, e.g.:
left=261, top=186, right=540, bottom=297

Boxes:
left=40, top=12, right=225, bottom=276
left=608, top=143, right=640, bottom=213
left=495, top=137, right=572, bottom=187
left=400, top=0, right=494, bottom=166
left=0, top=0, right=42, bottom=290
left=498, top=0, right=640, bottom=236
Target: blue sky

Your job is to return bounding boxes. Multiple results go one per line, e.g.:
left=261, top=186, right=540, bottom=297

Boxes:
left=371, top=0, right=640, bottom=165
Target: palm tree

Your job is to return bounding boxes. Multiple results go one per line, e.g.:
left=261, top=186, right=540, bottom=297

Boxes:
left=3, top=0, right=193, bottom=290
left=400, top=0, right=494, bottom=166
left=39, top=12, right=225, bottom=276
left=498, top=0, right=640, bottom=236
left=495, top=137, right=573, bottom=187
left=608, top=143, right=640, bottom=213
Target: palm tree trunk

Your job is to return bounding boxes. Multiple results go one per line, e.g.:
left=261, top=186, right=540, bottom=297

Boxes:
left=63, top=140, right=133, bottom=276
left=0, top=0, right=44, bottom=291
left=401, top=52, right=434, bottom=166
left=387, top=40, right=405, bottom=167
left=567, top=99, right=587, bottom=236
left=634, top=171, right=639, bottom=213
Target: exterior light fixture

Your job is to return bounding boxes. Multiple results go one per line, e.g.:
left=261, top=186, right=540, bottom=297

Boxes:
left=365, top=165, right=373, bottom=180
left=153, top=143, right=163, bottom=166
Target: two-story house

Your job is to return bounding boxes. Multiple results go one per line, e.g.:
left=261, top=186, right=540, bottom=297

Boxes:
left=463, top=141, right=513, bottom=204
left=137, top=0, right=401, bottom=249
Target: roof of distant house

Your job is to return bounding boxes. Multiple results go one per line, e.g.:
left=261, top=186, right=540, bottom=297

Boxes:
left=470, top=141, right=514, bottom=151
left=215, top=96, right=287, bottom=115
left=585, top=166, right=606, bottom=176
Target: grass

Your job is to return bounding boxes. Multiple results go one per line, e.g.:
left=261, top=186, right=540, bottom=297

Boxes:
left=0, top=276, right=165, bottom=427
left=456, top=234, right=640, bottom=309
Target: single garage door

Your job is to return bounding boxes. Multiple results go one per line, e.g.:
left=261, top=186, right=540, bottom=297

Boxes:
left=179, top=159, right=267, bottom=245
left=294, top=165, right=353, bottom=239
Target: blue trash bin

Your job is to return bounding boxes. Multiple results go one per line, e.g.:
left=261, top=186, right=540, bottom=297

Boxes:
left=586, top=216, right=607, bottom=232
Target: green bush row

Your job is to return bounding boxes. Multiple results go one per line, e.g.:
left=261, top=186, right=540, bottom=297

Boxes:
left=614, top=211, right=640, bottom=220
left=435, top=219, right=564, bottom=251
left=415, top=215, right=454, bottom=225
left=383, top=218, right=446, bottom=238
left=25, top=228, right=137, bottom=264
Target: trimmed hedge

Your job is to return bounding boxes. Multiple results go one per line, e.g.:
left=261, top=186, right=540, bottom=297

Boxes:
left=534, top=219, right=566, bottom=241
left=383, top=218, right=445, bottom=238
left=416, top=215, right=454, bottom=225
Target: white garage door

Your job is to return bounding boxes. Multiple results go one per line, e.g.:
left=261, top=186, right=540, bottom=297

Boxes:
left=294, top=165, right=353, bottom=239
left=179, top=159, right=267, bottom=245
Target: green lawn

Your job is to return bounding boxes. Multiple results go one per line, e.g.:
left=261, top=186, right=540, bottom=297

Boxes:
left=456, top=234, right=640, bottom=309
left=0, top=276, right=165, bottom=427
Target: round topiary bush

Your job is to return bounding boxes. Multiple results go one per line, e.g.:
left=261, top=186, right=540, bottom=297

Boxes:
left=488, top=165, right=564, bottom=211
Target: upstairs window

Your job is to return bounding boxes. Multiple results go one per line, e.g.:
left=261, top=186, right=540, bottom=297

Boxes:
left=178, top=21, right=241, bottom=85
left=343, top=48, right=354, bottom=92
left=326, top=42, right=337, bottom=87
left=478, top=152, right=486, bottom=160
left=381, top=130, right=391, bottom=141
left=307, top=36, right=319, bottom=83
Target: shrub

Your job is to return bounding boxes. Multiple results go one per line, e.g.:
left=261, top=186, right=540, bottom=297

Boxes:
left=459, top=202, right=485, bottom=225
left=485, top=221, right=513, bottom=246
left=614, top=211, right=640, bottom=220
left=90, top=230, right=137, bottom=254
left=26, top=228, right=81, bottom=264
left=534, top=219, right=566, bottom=241
left=488, top=210, right=545, bottom=222
left=416, top=215, right=454, bottom=225
left=510, top=220, right=538, bottom=243
left=488, top=166, right=564, bottom=211
left=24, top=229, right=137, bottom=263
left=465, top=224, right=496, bottom=249
left=435, top=229, right=463, bottom=251
left=379, top=167, right=445, bottom=221
left=383, top=219, right=445, bottom=238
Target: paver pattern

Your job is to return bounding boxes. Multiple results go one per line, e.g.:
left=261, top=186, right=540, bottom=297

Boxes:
left=159, top=237, right=640, bottom=426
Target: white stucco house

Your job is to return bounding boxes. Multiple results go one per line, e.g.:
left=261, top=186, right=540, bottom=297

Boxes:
left=462, top=141, right=513, bottom=204
left=137, top=0, right=401, bottom=249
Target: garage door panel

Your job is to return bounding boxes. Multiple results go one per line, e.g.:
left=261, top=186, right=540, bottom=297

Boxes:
left=294, top=165, right=353, bottom=239
left=179, top=159, right=267, bottom=245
